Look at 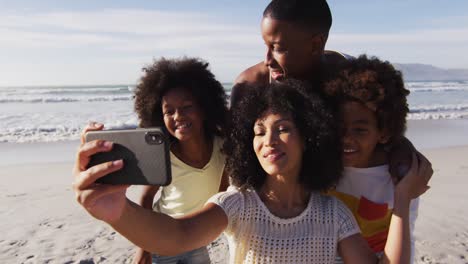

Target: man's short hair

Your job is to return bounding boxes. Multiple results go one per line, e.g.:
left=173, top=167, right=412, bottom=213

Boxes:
left=263, top=0, right=332, bottom=35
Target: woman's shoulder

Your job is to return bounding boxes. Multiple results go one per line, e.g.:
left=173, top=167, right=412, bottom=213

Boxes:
left=310, top=192, right=344, bottom=213
left=207, top=186, right=243, bottom=205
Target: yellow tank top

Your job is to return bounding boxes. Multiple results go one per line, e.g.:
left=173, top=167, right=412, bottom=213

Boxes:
left=153, top=137, right=225, bottom=217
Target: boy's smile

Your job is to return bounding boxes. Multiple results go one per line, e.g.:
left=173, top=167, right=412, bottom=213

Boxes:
left=341, top=101, right=389, bottom=168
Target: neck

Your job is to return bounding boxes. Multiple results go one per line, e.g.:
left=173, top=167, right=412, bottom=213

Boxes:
left=172, top=136, right=212, bottom=169
left=259, top=173, right=310, bottom=218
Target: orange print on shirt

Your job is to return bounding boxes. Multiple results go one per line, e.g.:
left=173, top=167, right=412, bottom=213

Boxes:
left=329, top=191, right=392, bottom=252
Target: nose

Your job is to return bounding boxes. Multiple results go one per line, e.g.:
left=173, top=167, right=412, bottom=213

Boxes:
left=264, top=130, right=278, bottom=147
left=173, top=108, right=184, bottom=121
left=342, top=128, right=352, bottom=144
left=264, top=47, right=273, bottom=66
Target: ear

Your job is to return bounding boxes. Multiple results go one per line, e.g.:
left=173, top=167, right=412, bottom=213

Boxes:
left=309, top=33, right=326, bottom=52
left=318, top=34, right=327, bottom=50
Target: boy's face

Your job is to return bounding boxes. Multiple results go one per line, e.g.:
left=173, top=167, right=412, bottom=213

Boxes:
left=341, top=101, right=389, bottom=168
left=261, top=17, right=325, bottom=82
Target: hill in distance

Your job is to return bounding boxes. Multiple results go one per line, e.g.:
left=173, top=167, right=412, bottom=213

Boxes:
left=394, top=63, right=468, bottom=81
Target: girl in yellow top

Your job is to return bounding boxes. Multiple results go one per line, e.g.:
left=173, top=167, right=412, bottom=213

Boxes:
left=86, top=57, right=229, bottom=264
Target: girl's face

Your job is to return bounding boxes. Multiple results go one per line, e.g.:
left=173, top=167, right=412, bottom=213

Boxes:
left=161, top=87, right=204, bottom=142
left=341, top=101, right=389, bottom=168
left=253, top=109, right=304, bottom=179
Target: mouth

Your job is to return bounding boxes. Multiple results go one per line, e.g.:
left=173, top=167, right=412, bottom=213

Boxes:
left=343, top=148, right=357, bottom=154
left=270, top=70, right=285, bottom=81
left=263, top=149, right=285, bottom=162
left=175, top=122, right=192, bottom=131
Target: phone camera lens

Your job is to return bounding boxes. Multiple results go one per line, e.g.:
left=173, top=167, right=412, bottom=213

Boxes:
left=146, top=132, right=164, bottom=145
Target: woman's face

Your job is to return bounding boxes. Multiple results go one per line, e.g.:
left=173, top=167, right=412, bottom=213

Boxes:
left=253, top=109, right=304, bottom=178
left=161, top=87, right=205, bottom=142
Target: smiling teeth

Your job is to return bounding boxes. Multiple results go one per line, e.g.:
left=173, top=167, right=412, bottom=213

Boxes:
left=343, top=149, right=356, bottom=153
left=177, top=123, right=190, bottom=129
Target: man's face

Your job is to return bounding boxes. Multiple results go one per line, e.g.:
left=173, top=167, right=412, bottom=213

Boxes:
left=261, top=17, right=325, bottom=82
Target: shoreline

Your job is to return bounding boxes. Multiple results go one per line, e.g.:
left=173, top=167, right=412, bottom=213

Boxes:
left=2, top=118, right=468, bottom=167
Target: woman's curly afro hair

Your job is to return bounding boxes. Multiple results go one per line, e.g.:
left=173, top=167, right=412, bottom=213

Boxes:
left=224, top=79, right=343, bottom=191
left=134, top=57, right=228, bottom=141
left=323, top=54, right=410, bottom=145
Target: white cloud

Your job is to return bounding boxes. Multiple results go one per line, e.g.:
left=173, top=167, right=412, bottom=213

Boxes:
left=0, top=9, right=265, bottom=85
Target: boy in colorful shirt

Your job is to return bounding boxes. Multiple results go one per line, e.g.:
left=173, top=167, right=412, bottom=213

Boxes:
left=325, top=55, right=420, bottom=262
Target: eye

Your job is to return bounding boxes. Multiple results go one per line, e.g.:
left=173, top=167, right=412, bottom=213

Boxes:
left=254, top=127, right=265, bottom=136
left=278, top=126, right=290, bottom=133
left=272, top=46, right=287, bottom=54
left=163, top=109, right=175, bottom=116
left=353, top=127, right=368, bottom=134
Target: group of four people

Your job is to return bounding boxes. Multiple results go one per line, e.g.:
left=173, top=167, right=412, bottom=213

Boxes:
left=73, top=1, right=432, bottom=263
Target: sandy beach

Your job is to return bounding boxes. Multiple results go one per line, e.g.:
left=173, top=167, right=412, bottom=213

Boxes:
left=1, top=119, right=467, bottom=264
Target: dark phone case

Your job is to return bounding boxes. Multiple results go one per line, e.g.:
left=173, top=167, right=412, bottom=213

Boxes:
left=85, top=128, right=172, bottom=185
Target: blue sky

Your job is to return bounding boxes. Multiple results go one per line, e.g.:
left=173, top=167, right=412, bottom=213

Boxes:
left=1, top=0, right=468, bottom=86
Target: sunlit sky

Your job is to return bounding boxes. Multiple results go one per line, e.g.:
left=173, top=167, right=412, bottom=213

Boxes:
left=1, top=0, right=468, bottom=86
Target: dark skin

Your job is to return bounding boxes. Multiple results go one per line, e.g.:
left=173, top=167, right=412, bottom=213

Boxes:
left=232, top=16, right=431, bottom=183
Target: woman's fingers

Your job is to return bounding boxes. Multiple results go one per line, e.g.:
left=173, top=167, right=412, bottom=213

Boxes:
left=80, top=122, right=104, bottom=144
left=76, top=183, right=129, bottom=206
left=74, top=160, right=124, bottom=191
left=74, top=140, right=114, bottom=172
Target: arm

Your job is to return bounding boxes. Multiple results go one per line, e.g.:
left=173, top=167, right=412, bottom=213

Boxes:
left=73, top=123, right=228, bottom=256
left=112, top=200, right=227, bottom=255
left=338, top=198, right=411, bottom=264
left=380, top=152, right=430, bottom=264
left=133, top=186, right=160, bottom=264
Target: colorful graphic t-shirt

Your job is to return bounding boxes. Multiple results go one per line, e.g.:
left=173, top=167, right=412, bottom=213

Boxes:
left=329, top=165, right=419, bottom=262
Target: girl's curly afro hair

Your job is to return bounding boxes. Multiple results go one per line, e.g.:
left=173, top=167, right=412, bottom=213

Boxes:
left=133, top=57, right=228, bottom=141
left=323, top=54, right=410, bottom=145
left=224, top=79, right=343, bottom=191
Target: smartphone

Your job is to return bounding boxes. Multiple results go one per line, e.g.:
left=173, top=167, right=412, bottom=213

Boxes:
left=85, top=128, right=172, bottom=186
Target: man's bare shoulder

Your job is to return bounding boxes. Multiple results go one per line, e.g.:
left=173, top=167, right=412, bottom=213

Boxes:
left=234, top=62, right=269, bottom=85
left=230, top=62, right=268, bottom=107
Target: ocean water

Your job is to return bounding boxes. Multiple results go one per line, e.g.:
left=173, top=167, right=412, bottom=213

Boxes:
left=1, top=81, right=468, bottom=143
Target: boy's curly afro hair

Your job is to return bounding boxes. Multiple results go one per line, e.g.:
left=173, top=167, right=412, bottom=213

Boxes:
left=323, top=54, right=410, bottom=145
left=134, top=57, right=228, bottom=141
left=224, top=79, right=342, bottom=191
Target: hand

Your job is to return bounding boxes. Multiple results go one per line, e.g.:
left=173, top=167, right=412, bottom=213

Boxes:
left=388, top=137, right=415, bottom=184
left=72, top=122, right=129, bottom=223
left=132, top=248, right=152, bottom=264
left=395, top=151, right=432, bottom=200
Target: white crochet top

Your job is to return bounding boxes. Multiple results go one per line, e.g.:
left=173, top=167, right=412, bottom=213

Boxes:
left=207, top=188, right=360, bottom=264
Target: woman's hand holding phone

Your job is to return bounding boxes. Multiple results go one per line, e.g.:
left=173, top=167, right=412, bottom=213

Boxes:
left=72, top=122, right=129, bottom=223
